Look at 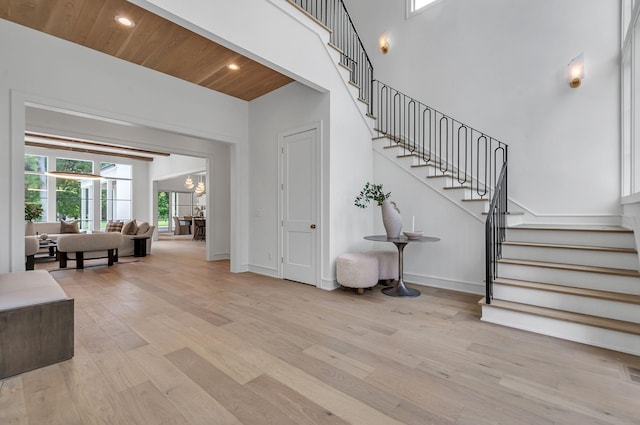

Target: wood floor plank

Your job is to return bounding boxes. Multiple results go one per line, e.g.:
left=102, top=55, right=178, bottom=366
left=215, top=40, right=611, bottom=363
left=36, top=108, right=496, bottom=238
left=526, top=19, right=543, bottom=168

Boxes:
left=165, top=347, right=300, bottom=425
left=235, top=346, right=409, bottom=425
left=4, top=236, right=637, bottom=425
left=245, top=374, right=351, bottom=425
left=21, top=364, right=84, bottom=425
left=302, top=344, right=376, bottom=380
left=58, top=343, right=133, bottom=425
left=116, top=380, right=189, bottom=425
left=0, top=377, right=28, bottom=425
left=126, top=345, right=240, bottom=425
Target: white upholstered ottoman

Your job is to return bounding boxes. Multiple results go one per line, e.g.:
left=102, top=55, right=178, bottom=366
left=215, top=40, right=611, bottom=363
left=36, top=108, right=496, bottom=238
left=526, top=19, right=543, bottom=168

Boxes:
left=336, top=253, right=379, bottom=294
left=365, top=250, right=398, bottom=283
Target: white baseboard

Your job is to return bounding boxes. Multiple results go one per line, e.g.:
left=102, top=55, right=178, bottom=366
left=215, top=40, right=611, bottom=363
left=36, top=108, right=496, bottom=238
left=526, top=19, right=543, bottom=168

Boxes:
left=403, top=273, right=484, bottom=295
left=319, top=278, right=339, bottom=291
left=248, top=264, right=280, bottom=278
left=231, top=264, right=250, bottom=273
left=210, top=253, right=230, bottom=261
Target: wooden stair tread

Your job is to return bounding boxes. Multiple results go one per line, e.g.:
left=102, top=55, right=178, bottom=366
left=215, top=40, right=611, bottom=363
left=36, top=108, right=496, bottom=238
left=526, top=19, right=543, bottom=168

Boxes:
left=493, top=278, right=640, bottom=305
left=327, top=42, right=342, bottom=54
left=338, top=62, right=352, bottom=72
left=479, top=298, right=640, bottom=335
left=499, top=258, right=640, bottom=277
left=509, top=224, right=632, bottom=233
left=503, top=240, right=637, bottom=254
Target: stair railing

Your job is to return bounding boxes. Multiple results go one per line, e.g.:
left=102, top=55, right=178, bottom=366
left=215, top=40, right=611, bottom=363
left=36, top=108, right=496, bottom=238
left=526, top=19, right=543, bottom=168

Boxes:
left=287, top=0, right=509, bottom=296
left=485, top=161, right=508, bottom=304
left=372, top=80, right=508, bottom=200
left=288, top=0, right=373, bottom=106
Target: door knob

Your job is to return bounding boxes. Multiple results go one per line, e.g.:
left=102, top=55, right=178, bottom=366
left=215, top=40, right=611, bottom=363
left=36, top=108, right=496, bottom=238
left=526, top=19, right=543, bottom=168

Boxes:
left=310, top=224, right=316, bottom=229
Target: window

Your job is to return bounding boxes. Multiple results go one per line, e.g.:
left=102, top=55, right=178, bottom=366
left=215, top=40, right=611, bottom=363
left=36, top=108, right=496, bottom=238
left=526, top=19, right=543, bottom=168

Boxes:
left=24, top=154, right=48, bottom=222
left=55, top=157, right=93, bottom=229
left=621, top=0, right=640, bottom=196
left=24, top=153, right=138, bottom=230
left=407, top=0, right=440, bottom=18
left=172, top=192, right=194, bottom=218
left=100, top=162, right=132, bottom=229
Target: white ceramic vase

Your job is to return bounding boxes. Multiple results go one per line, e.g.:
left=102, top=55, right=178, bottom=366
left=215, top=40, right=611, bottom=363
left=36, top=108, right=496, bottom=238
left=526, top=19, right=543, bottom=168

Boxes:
left=25, top=220, right=35, bottom=236
left=381, top=200, right=402, bottom=238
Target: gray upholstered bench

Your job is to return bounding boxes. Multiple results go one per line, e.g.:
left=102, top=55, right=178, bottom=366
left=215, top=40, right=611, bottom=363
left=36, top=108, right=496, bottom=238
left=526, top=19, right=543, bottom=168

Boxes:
left=57, top=232, right=123, bottom=269
left=0, top=270, right=74, bottom=379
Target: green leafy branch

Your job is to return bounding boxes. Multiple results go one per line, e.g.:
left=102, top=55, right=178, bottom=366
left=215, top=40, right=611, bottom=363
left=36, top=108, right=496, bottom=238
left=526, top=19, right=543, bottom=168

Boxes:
left=354, top=182, right=390, bottom=208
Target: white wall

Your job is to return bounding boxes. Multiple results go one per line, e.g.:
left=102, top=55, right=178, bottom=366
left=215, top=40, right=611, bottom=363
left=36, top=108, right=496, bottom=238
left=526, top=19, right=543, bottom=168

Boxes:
left=142, top=0, right=377, bottom=287
left=0, top=19, right=248, bottom=272
left=374, top=152, right=485, bottom=293
left=344, top=0, right=621, bottom=221
left=248, top=82, right=329, bottom=276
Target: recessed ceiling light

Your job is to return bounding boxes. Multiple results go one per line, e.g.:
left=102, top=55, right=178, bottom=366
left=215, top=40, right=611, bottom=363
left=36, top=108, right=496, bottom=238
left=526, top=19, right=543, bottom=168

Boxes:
left=227, top=63, right=240, bottom=71
left=115, top=15, right=135, bottom=28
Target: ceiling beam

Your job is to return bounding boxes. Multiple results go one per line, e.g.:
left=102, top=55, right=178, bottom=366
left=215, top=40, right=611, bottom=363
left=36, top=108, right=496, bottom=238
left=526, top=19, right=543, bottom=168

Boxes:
left=25, top=131, right=170, bottom=157
left=25, top=141, right=155, bottom=162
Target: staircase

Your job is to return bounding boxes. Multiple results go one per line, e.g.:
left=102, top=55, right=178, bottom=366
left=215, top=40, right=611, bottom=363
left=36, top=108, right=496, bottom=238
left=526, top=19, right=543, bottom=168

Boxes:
left=285, top=0, right=640, bottom=355
left=481, top=225, right=640, bottom=356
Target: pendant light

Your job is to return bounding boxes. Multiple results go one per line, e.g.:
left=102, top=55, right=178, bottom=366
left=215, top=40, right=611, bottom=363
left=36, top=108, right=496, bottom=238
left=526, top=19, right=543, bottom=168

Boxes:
left=194, top=174, right=206, bottom=197
left=184, top=175, right=194, bottom=189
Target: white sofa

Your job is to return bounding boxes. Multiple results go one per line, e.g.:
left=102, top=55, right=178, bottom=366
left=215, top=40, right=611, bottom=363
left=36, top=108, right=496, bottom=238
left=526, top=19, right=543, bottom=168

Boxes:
left=26, top=220, right=155, bottom=258
left=57, top=233, right=123, bottom=269
left=25, top=221, right=85, bottom=241
left=119, top=224, right=155, bottom=257
left=25, top=236, right=39, bottom=270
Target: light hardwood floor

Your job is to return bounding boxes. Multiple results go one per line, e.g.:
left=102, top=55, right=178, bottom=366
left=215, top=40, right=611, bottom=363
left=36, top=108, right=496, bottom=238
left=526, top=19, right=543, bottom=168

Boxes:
left=2, top=238, right=640, bottom=424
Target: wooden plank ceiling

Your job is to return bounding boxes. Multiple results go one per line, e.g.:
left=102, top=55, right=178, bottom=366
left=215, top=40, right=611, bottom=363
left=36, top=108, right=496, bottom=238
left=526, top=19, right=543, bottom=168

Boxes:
left=0, top=0, right=293, bottom=101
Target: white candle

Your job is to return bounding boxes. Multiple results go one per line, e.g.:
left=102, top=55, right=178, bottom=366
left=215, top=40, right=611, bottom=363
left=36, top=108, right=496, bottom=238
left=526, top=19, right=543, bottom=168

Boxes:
left=412, top=216, right=415, bottom=232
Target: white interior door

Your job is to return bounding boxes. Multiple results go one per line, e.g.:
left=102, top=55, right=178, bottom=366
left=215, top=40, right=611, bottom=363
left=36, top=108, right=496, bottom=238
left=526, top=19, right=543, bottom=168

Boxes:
left=282, top=128, right=318, bottom=285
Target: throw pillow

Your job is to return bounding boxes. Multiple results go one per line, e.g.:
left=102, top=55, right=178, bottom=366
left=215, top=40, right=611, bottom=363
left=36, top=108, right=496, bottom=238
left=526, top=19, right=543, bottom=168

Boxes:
left=106, top=220, right=123, bottom=233
left=122, top=220, right=138, bottom=235
left=60, top=220, right=80, bottom=234
left=136, top=221, right=150, bottom=235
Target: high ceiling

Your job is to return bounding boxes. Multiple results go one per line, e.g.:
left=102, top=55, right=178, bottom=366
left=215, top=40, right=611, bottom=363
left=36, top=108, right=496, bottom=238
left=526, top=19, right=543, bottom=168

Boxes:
left=0, top=0, right=294, bottom=101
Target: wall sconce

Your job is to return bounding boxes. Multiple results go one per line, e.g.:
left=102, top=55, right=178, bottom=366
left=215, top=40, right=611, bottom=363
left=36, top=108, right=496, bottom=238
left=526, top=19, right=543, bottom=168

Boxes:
left=379, top=32, right=390, bottom=54
left=568, top=53, right=585, bottom=88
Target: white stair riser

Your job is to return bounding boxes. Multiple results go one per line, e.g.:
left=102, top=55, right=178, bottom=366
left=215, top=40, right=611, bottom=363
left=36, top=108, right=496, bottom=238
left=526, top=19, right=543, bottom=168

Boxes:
left=481, top=305, right=640, bottom=356
left=507, top=229, right=635, bottom=249
left=493, top=284, right=640, bottom=323
left=505, top=215, right=524, bottom=227
left=462, top=201, right=489, bottom=214
left=498, top=263, right=640, bottom=295
left=443, top=188, right=474, bottom=202
left=502, top=245, right=639, bottom=270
